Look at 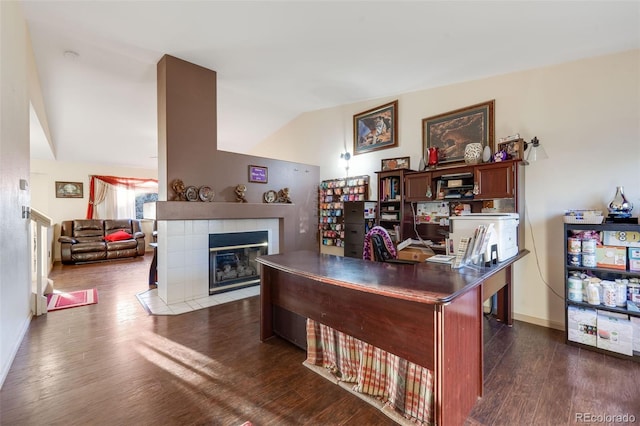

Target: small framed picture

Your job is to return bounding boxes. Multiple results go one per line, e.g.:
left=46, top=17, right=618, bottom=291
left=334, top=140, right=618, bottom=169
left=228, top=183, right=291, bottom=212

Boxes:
left=497, top=139, right=524, bottom=160
left=381, top=156, right=410, bottom=171
left=55, top=181, right=83, bottom=198
left=248, top=165, right=268, bottom=183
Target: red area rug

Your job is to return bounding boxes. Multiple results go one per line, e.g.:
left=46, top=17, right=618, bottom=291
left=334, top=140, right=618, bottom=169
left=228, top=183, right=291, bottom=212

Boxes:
left=46, top=289, right=98, bottom=311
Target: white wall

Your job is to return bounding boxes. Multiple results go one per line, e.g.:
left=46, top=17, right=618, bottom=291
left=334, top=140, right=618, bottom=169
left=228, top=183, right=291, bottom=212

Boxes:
left=0, top=2, right=33, bottom=388
left=251, top=49, right=640, bottom=329
left=30, top=159, right=157, bottom=261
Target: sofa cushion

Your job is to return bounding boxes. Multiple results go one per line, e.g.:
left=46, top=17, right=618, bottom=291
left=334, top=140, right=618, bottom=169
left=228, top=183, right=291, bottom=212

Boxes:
left=76, top=236, right=106, bottom=243
left=105, top=230, right=133, bottom=242
left=105, top=219, right=133, bottom=234
left=71, top=241, right=106, bottom=253
left=73, top=220, right=104, bottom=238
left=106, top=239, right=138, bottom=250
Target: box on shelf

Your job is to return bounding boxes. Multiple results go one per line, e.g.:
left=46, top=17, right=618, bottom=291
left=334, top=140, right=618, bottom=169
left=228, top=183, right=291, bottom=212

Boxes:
left=567, top=306, right=597, bottom=347
left=629, top=247, right=640, bottom=259
left=595, top=246, right=627, bottom=270
left=631, top=316, right=640, bottom=355
left=630, top=259, right=640, bottom=272
left=603, top=230, right=640, bottom=248
left=596, top=310, right=633, bottom=356
left=397, top=246, right=434, bottom=262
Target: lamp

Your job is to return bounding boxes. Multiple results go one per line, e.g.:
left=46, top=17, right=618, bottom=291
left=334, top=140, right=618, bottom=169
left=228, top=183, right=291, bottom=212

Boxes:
left=524, top=137, right=548, bottom=163
left=340, top=151, right=351, bottom=176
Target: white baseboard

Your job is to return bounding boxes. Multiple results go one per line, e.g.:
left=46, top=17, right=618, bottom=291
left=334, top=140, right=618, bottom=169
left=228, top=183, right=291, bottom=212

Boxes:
left=513, top=312, right=565, bottom=331
left=0, top=312, right=32, bottom=390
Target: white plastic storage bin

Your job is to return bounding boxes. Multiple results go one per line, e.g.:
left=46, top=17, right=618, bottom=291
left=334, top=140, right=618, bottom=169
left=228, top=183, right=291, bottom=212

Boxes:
left=449, top=213, right=519, bottom=261
left=567, top=306, right=597, bottom=347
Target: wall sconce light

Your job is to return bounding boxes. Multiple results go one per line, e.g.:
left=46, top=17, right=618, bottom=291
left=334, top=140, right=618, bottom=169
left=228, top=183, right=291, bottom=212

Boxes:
left=524, top=136, right=548, bottom=163
left=340, top=151, right=351, bottom=176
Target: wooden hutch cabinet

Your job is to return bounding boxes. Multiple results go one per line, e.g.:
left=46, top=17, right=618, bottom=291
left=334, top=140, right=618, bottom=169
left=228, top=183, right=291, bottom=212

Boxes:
left=474, top=161, right=515, bottom=200
left=379, top=159, right=524, bottom=251
left=405, top=171, right=434, bottom=202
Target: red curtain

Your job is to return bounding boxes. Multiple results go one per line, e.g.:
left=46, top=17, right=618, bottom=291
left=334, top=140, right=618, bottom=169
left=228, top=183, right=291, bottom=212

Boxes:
left=86, top=175, right=158, bottom=219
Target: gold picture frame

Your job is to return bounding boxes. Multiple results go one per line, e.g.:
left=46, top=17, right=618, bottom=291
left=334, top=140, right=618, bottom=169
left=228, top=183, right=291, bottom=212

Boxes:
left=422, top=100, right=495, bottom=165
left=55, top=181, right=83, bottom=198
left=381, top=156, right=410, bottom=171
left=353, top=100, right=398, bottom=155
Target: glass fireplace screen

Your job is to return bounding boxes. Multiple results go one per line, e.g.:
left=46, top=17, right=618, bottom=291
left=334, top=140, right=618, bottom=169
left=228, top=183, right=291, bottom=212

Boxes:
left=209, top=231, right=268, bottom=294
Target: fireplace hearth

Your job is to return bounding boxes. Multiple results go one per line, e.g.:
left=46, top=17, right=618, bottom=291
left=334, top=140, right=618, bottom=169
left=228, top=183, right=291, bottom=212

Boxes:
left=209, top=231, right=268, bottom=294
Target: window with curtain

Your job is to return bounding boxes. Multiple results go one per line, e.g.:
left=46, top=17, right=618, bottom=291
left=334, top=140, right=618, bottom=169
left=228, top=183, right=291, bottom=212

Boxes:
left=87, top=176, right=158, bottom=220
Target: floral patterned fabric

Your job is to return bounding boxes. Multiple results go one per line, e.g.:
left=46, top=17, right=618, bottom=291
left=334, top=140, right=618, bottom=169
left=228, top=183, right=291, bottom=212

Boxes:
left=306, top=319, right=433, bottom=425
left=362, top=226, right=397, bottom=261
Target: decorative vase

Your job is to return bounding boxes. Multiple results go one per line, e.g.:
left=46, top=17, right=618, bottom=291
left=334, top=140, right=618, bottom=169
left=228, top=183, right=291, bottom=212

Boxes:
left=464, top=143, right=483, bottom=165
left=482, top=145, right=492, bottom=163
left=427, top=147, right=439, bottom=168
left=608, top=186, right=633, bottom=217
left=418, top=156, right=426, bottom=171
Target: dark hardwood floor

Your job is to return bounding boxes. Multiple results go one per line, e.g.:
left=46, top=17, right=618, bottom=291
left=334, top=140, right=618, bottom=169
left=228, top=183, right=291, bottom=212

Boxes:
left=1, top=254, right=639, bottom=425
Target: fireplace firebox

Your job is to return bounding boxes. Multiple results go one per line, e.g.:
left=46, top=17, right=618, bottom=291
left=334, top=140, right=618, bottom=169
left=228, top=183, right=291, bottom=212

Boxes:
left=209, top=231, right=268, bottom=294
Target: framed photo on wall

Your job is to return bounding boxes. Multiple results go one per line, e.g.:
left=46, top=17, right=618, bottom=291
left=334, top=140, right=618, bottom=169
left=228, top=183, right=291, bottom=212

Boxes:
left=353, top=100, right=398, bottom=155
left=422, top=100, right=494, bottom=165
left=55, top=181, right=83, bottom=198
left=248, top=165, right=268, bottom=183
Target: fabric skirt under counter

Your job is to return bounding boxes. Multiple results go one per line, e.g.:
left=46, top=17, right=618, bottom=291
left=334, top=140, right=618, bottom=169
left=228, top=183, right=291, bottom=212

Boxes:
left=305, top=319, right=434, bottom=425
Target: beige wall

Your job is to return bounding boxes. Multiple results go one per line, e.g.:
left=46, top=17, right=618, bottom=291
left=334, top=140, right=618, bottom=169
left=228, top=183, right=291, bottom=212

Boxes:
left=0, top=2, right=32, bottom=387
left=252, top=49, right=640, bottom=329
left=30, top=159, right=157, bottom=261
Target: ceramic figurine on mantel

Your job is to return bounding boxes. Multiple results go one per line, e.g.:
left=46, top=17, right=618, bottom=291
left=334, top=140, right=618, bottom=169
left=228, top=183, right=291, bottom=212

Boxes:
left=607, top=186, right=633, bottom=221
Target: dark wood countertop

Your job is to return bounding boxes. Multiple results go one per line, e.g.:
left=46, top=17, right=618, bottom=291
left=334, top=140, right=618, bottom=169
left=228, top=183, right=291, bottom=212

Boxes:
left=257, top=249, right=528, bottom=304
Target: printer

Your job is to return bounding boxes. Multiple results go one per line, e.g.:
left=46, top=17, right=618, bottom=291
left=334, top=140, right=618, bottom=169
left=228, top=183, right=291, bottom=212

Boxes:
left=448, top=213, right=520, bottom=262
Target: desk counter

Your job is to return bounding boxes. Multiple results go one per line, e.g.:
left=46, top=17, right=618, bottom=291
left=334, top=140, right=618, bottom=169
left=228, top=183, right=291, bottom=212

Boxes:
left=257, top=249, right=527, bottom=425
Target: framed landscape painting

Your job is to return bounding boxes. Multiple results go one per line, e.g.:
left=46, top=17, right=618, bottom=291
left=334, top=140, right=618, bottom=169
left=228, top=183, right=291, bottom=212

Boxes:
left=353, top=100, right=398, bottom=155
left=55, top=181, right=83, bottom=198
left=422, top=100, right=494, bottom=165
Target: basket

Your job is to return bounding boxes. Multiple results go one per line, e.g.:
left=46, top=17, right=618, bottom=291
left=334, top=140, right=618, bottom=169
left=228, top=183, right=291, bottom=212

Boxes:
left=563, top=209, right=604, bottom=224
left=563, top=215, right=605, bottom=224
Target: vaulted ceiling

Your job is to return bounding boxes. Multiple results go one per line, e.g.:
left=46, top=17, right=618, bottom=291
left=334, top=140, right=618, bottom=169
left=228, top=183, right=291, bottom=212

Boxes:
left=22, top=1, right=640, bottom=170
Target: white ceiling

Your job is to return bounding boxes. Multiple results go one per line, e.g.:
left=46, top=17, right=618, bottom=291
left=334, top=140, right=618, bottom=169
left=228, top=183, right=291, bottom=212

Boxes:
left=22, top=1, right=640, bottom=170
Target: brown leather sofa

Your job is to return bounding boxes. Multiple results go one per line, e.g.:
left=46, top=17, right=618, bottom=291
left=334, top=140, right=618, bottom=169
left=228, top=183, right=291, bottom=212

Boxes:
left=58, top=219, right=146, bottom=264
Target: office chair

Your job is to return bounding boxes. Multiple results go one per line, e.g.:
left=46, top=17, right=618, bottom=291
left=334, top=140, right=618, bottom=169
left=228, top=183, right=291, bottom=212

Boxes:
left=363, top=226, right=397, bottom=262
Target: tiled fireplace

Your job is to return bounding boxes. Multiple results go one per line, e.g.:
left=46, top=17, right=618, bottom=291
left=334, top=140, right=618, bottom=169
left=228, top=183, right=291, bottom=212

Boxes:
left=209, top=230, right=268, bottom=294
left=156, top=218, right=279, bottom=305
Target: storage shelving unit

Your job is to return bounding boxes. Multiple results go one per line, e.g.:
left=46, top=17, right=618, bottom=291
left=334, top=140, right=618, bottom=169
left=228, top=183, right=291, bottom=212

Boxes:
left=343, top=201, right=377, bottom=259
left=318, top=175, right=369, bottom=249
left=564, top=222, right=640, bottom=361
left=376, top=169, right=410, bottom=243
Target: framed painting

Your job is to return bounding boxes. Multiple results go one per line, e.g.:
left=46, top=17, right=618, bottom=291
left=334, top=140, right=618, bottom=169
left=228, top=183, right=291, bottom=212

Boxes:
left=422, top=100, right=494, bottom=165
left=248, top=165, right=268, bottom=183
left=353, top=100, right=398, bottom=155
left=381, top=156, right=410, bottom=171
left=55, top=181, right=83, bottom=198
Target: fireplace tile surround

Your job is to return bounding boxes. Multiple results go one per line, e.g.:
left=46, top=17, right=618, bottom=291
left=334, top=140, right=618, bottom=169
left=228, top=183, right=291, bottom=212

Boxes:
left=156, top=218, right=280, bottom=305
